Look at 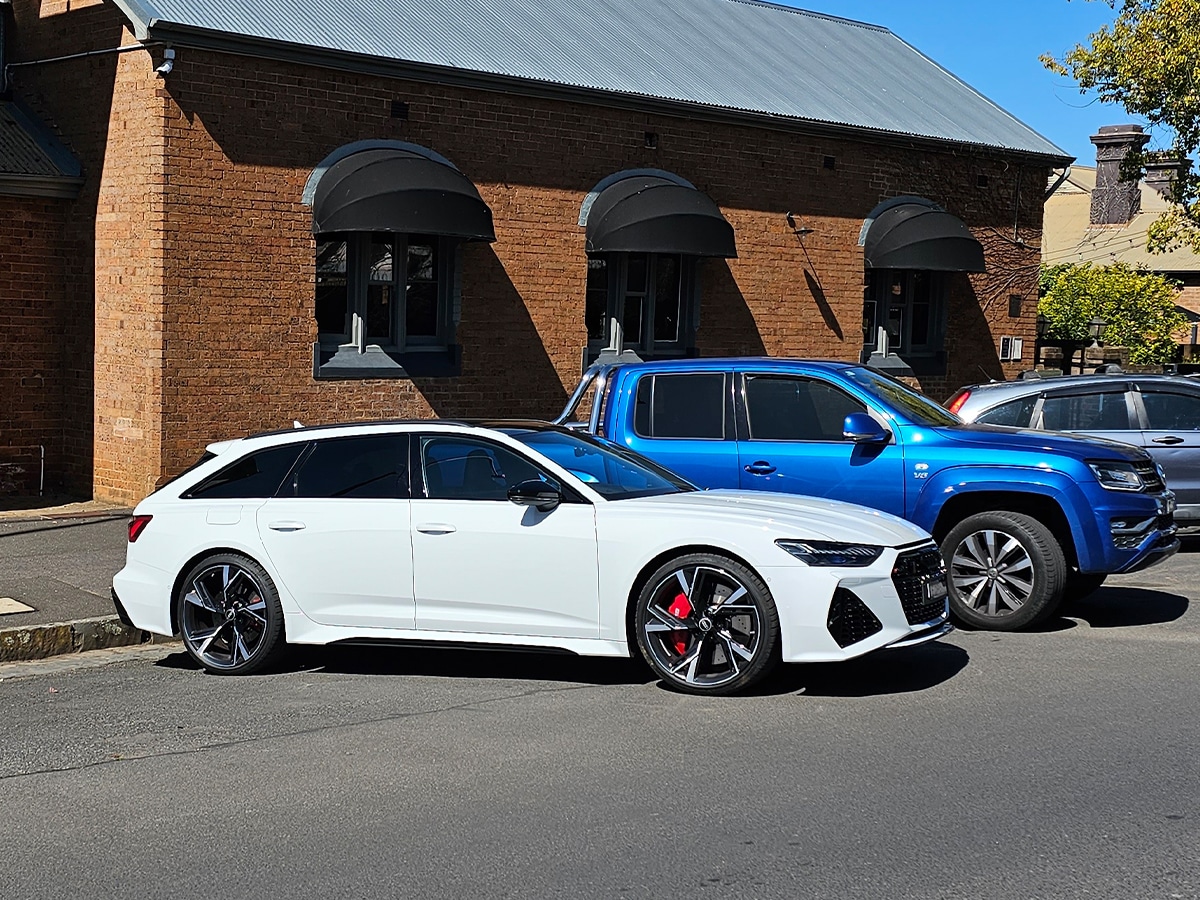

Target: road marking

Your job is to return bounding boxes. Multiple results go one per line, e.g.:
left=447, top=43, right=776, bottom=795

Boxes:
left=0, top=597, right=35, bottom=615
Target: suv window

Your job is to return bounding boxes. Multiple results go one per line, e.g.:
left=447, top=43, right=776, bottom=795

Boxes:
left=288, top=434, right=409, bottom=499
left=185, top=444, right=306, bottom=499
left=420, top=436, right=556, bottom=501
left=976, top=396, right=1037, bottom=427
left=633, top=373, right=725, bottom=439
left=1142, top=391, right=1200, bottom=430
left=745, top=375, right=865, bottom=441
left=1040, top=392, right=1130, bottom=431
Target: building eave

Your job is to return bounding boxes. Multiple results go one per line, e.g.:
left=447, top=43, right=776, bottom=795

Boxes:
left=0, top=173, right=85, bottom=199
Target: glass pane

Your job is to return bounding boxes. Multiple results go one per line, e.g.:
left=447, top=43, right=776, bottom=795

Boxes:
left=746, top=377, right=864, bottom=441
left=292, top=435, right=409, bottom=499
left=622, top=295, right=643, bottom=345
left=911, top=302, right=930, bottom=347
left=1041, top=393, right=1129, bottom=431
left=366, top=284, right=393, bottom=343
left=862, top=299, right=877, bottom=346
left=886, top=305, right=904, bottom=350
left=653, top=255, right=682, bottom=343
left=406, top=283, right=439, bottom=338
left=408, top=241, right=436, bottom=283
left=316, top=240, right=349, bottom=336
left=626, top=254, right=648, bottom=293
left=977, top=397, right=1037, bottom=428
left=421, top=437, right=548, bottom=501
left=1143, top=392, right=1200, bottom=430
left=187, top=444, right=306, bottom=499
left=586, top=257, right=608, bottom=341
left=649, top=374, right=725, bottom=439
left=369, top=238, right=393, bottom=283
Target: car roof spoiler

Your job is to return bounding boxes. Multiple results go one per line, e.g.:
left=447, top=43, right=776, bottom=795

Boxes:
left=554, top=349, right=643, bottom=432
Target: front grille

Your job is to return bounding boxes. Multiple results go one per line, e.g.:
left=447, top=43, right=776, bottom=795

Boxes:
left=892, top=546, right=948, bottom=625
left=1135, top=461, right=1165, bottom=493
left=827, top=588, right=883, bottom=648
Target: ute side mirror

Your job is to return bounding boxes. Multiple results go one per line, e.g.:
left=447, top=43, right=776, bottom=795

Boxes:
left=507, top=479, right=563, bottom=512
left=843, top=412, right=891, bottom=444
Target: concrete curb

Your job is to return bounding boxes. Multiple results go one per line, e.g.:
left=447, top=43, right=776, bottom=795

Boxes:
left=0, top=615, right=174, bottom=664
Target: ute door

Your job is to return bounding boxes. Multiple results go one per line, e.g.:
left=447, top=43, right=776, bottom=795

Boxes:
left=1135, top=386, right=1200, bottom=517
left=618, top=371, right=740, bottom=488
left=735, top=372, right=905, bottom=515
left=410, top=433, right=600, bottom=638
left=256, top=432, right=415, bottom=629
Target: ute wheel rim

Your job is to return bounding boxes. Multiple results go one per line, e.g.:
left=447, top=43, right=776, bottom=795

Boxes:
left=950, top=528, right=1036, bottom=618
left=641, top=565, right=762, bottom=689
left=180, top=562, right=271, bottom=670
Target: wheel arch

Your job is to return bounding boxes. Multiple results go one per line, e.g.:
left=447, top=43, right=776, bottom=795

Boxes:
left=169, top=546, right=278, bottom=635
left=932, top=491, right=1078, bottom=568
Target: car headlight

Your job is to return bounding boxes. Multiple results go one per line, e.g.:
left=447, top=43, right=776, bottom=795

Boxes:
left=1087, top=460, right=1145, bottom=492
left=775, top=539, right=883, bottom=566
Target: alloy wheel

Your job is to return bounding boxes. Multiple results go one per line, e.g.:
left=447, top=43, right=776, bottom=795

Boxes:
left=640, top=565, right=762, bottom=689
left=180, top=562, right=271, bottom=670
left=950, top=529, right=1035, bottom=618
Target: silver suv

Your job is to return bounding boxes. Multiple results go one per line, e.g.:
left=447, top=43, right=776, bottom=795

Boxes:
left=948, top=372, right=1200, bottom=526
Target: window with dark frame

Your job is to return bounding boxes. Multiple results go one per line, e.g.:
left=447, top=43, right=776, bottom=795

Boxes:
left=586, top=252, right=695, bottom=356
left=316, top=232, right=450, bottom=353
left=863, top=270, right=947, bottom=371
left=633, top=373, right=725, bottom=439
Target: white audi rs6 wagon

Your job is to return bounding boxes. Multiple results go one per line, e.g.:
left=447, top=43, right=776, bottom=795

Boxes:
left=112, top=421, right=952, bottom=695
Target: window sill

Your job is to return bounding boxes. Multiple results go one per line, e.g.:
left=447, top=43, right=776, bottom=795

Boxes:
left=312, top=343, right=461, bottom=379
left=863, top=350, right=946, bottom=378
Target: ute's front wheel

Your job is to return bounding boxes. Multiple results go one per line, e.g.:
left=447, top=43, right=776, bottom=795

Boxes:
left=634, top=553, right=779, bottom=695
left=942, top=512, right=1066, bottom=631
left=177, top=553, right=285, bottom=675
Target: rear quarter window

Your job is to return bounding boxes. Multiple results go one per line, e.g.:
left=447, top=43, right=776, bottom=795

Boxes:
left=975, top=396, right=1037, bottom=427
left=184, top=443, right=307, bottom=499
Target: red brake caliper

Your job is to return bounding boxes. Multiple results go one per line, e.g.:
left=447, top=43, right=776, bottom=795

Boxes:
left=668, top=593, right=692, bottom=655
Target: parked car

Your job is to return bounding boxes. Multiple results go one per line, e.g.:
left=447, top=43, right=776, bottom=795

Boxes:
left=557, top=358, right=1179, bottom=631
left=947, top=373, right=1200, bottom=528
left=112, top=420, right=952, bottom=695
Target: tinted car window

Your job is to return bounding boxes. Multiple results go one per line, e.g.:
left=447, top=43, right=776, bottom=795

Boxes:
left=185, top=444, right=306, bottom=499
left=421, top=436, right=553, bottom=500
left=289, top=434, right=409, bottom=499
left=976, top=396, right=1037, bottom=427
left=1041, top=392, right=1130, bottom=431
left=1142, top=391, right=1200, bottom=430
left=634, top=373, right=725, bottom=439
left=745, top=376, right=865, bottom=441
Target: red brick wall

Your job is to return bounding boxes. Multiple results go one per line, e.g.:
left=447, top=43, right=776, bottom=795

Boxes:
left=8, top=3, right=1048, bottom=500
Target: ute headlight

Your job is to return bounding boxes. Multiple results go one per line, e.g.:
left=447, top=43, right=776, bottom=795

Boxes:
left=775, top=539, right=884, bottom=567
left=1088, top=460, right=1144, bottom=492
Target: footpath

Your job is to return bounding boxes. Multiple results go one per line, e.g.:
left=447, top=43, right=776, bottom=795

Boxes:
left=0, top=501, right=174, bottom=663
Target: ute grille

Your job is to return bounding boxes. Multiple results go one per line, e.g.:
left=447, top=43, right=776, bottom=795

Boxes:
left=827, top=588, right=883, bottom=648
left=1134, top=461, right=1164, bottom=493
left=892, top=546, right=948, bottom=625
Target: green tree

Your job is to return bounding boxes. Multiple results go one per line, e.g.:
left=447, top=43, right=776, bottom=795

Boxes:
left=1039, top=263, right=1187, bottom=363
left=1042, top=0, right=1200, bottom=252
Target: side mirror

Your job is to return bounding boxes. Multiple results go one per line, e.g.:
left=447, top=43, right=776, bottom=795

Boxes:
left=843, top=412, right=891, bottom=444
left=507, top=479, right=562, bottom=512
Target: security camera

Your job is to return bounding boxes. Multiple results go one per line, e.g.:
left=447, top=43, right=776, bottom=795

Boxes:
left=155, top=48, right=175, bottom=77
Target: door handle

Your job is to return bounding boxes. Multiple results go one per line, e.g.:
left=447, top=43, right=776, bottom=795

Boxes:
left=1152, top=436, right=1185, bottom=445
left=267, top=521, right=306, bottom=532
left=416, top=523, right=457, bottom=535
left=744, top=461, right=777, bottom=475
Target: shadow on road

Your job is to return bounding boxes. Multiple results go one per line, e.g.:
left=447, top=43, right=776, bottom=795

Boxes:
left=746, top=641, right=970, bottom=697
left=1060, top=587, right=1189, bottom=628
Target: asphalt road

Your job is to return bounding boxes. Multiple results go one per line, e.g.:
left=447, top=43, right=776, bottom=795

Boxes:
left=2, top=551, right=1198, bottom=899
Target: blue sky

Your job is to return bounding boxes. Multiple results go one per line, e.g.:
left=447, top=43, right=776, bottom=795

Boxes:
left=778, top=0, right=1155, bottom=165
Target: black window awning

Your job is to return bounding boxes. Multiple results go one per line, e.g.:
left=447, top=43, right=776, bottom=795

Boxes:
left=862, top=202, right=985, bottom=272
left=586, top=176, right=736, bottom=258
left=312, top=148, right=495, bottom=241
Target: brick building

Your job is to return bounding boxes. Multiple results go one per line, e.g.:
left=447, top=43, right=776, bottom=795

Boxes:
left=1, top=0, right=1070, bottom=503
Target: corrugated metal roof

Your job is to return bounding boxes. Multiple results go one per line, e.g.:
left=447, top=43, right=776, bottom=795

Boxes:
left=117, top=0, right=1067, bottom=159
left=0, top=102, right=81, bottom=177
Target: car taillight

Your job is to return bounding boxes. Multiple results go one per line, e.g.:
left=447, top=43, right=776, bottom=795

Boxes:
left=128, top=515, right=153, bottom=542
left=946, top=390, right=971, bottom=415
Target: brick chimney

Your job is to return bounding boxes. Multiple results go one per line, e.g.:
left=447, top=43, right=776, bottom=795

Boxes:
left=1143, top=151, right=1189, bottom=199
left=1090, top=124, right=1150, bottom=225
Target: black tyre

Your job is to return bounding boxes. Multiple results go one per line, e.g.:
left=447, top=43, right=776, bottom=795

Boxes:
left=176, top=552, right=286, bottom=675
left=633, top=553, right=780, bottom=695
left=941, top=511, right=1066, bottom=631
